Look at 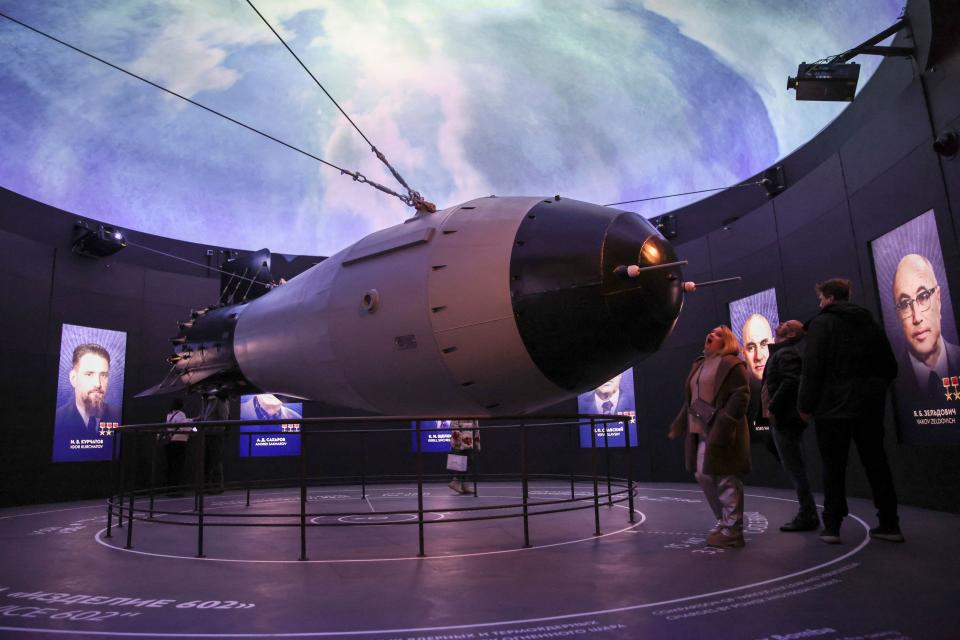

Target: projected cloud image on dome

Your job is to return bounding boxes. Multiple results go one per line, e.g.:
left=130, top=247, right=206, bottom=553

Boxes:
left=0, top=1, right=902, bottom=256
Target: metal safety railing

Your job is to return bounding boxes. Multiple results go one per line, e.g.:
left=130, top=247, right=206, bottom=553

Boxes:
left=104, top=415, right=637, bottom=560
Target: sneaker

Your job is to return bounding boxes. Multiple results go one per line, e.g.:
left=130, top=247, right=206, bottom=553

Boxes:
left=706, top=531, right=745, bottom=548
left=819, top=527, right=842, bottom=544
left=708, top=520, right=723, bottom=534
left=459, top=483, right=474, bottom=495
left=780, top=515, right=820, bottom=532
left=448, top=479, right=463, bottom=494
left=869, top=525, right=905, bottom=543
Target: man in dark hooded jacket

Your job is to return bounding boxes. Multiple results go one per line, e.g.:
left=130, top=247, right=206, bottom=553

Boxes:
left=798, top=278, right=902, bottom=544
left=764, top=320, right=818, bottom=532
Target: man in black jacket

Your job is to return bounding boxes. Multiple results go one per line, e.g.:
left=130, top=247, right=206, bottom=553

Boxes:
left=798, top=278, right=902, bottom=544
left=763, top=320, right=818, bottom=532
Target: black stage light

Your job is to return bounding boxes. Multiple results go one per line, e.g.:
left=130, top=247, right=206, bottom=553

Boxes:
left=72, top=220, right=127, bottom=257
left=761, top=165, right=787, bottom=196
left=933, top=129, right=958, bottom=159
left=651, top=213, right=677, bottom=239
left=787, top=62, right=860, bottom=101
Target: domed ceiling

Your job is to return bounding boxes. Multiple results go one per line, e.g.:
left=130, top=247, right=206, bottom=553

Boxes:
left=0, top=0, right=902, bottom=256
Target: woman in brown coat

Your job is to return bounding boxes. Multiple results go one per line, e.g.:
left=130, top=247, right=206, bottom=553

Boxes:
left=669, top=325, right=751, bottom=548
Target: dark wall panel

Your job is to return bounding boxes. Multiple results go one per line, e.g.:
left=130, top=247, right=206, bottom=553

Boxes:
left=636, top=345, right=696, bottom=483
left=0, top=230, right=54, bottom=353
left=773, top=154, right=846, bottom=238
left=924, top=46, right=960, bottom=131
left=848, top=139, right=959, bottom=322
left=936, top=111, right=960, bottom=248
left=777, top=202, right=862, bottom=320
left=53, top=252, right=145, bottom=301
left=840, top=82, right=932, bottom=197
left=669, top=237, right=719, bottom=348
left=710, top=245, right=784, bottom=310
left=0, top=360, right=52, bottom=504
left=0, top=232, right=57, bottom=505
left=707, top=201, right=777, bottom=268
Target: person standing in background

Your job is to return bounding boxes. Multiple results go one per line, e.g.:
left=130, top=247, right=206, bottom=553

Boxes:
left=798, top=278, right=902, bottom=544
left=763, top=320, right=818, bottom=532
left=448, top=419, right=480, bottom=495
left=163, top=398, right=194, bottom=497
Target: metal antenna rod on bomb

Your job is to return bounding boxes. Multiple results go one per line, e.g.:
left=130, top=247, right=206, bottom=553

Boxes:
left=613, top=260, right=741, bottom=292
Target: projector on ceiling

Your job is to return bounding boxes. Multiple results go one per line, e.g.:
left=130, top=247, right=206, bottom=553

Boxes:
left=787, top=62, right=861, bottom=102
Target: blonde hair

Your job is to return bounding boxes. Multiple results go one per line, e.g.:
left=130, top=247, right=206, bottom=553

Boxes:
left=715, top=325, right=740, bottom=356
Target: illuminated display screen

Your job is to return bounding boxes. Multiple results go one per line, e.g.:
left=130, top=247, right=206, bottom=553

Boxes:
left=52, top=324, right=126, bottom=463
left=872, top=210, right=960, bottom=443
left=238, top=394, right=302, bottom=457
left=411, top=420, right=454, bottom=453
left=578, top=368, right=638, bottom=448
left=729, top=287, right=780, bottom=438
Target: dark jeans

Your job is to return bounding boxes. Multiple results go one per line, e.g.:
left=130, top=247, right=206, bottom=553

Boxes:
left=203, top=433, right=225, bottom=491
left=771, top=422, right=817, bottom=518
left=165, top=441, right=188, bottom=491
left=814, top=417, right=899, bottom=530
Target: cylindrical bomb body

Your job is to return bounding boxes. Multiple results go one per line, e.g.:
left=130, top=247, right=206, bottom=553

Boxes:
left=231, top=196, right=682, bottom=416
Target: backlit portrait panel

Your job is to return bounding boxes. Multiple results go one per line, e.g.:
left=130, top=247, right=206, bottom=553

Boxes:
left=871, top=210, right=959, bottom=443
left=52, top=324, right=126, bottom=462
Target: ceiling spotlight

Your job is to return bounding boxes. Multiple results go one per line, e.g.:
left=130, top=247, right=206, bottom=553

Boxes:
left=650, top=213, right=677, bottom=239
left=933, top=129, right=958, bottom=159
left=761, top=165, right=787, bottom=196
left=72, top=221, right=127, bottom=258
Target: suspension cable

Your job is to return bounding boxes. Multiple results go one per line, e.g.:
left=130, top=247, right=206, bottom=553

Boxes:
left=0, top=9, right=414, bottom=206
left=605, top=180, right=766, bottom=207
left=123, top=239, right=271, bottom=289
left=245, top=0, right=430, bottom=210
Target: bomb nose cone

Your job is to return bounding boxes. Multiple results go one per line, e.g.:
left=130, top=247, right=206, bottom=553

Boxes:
left=509, top=198, right=683, bottom=392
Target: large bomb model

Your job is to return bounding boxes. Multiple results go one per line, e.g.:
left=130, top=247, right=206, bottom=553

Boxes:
left=141, top=195, right=684, bottom=415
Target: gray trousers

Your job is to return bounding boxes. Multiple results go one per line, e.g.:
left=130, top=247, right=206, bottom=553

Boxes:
left=694, top=440, right=744, bottom=536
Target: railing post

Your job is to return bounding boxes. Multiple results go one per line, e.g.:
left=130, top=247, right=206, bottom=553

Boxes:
left=105, top=429, right=119, bottom=539
left=196, top=426, right=206, bottom=558
left=117, top=429, right=126, bottom=529
left=245, top=433, right=251, bottom=507
left=148, top=430, right=158, bottom=519
left=361, top=431, right=367, bottom=500
left=299, top=428, right=308, bottom=561
left=124, top=431, right=138, bottom=549
left=520, top=421, right=530, bottom=548
left=604, top=419, right=613, bottom=507
left=415, top=420, right=425, bottom=557
left=590, top=417, right=600, bottom=536
left=624, top=417, right=635, bottom=523
left=568, top=422, right=576, bottom=500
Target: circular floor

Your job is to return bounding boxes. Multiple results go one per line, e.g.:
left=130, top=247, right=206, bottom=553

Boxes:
left=0, top=482, right=957, bottom=639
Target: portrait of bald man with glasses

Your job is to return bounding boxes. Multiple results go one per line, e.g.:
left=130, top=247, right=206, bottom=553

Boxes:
left=892, top=253, right=960, bottom=397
